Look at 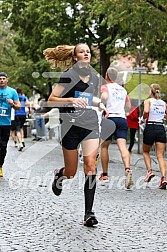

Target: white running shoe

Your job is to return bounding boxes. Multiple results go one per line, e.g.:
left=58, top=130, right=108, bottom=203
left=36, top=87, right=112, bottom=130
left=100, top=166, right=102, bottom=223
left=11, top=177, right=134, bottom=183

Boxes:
left=18, top=143, right=23, bottom=151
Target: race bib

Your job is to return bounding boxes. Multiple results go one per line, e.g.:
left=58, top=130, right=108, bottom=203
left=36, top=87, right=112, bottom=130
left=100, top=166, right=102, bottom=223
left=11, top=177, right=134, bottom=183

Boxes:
left=74, top=91, right=93, bottom=107
left=0, top=107, right=8, bottom=116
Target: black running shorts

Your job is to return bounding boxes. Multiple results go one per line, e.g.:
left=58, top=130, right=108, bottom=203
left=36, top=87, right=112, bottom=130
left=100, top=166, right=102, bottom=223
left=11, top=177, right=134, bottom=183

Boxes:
left=62, top=125, right=99, bottom=150
left=143, top=124, right=167, bottom=145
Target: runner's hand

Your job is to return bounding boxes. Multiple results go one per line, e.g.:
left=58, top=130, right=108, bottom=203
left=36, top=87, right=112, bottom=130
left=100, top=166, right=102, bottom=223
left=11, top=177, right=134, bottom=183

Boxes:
left=71, top=98, right=88, bottom=108
left=7, top=99, right=14, bottom=106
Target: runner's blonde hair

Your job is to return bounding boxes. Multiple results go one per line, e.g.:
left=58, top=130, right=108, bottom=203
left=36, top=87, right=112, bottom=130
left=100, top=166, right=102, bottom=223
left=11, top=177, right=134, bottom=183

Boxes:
left=43, top=45, right=75, bottom=69
left=150, top=83, right=161, bottom=99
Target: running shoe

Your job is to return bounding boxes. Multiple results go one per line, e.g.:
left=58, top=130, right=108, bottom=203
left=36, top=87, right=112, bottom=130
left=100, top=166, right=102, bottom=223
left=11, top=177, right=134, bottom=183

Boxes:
left=22, top=142, right=25, bottom=148
left=84, top=211, right=98, bottom=227
left=144, top=169, right=155, bottom=182
left=99, top=173, right=109, bottom=182
left=0, top=167, right=3, bottom=177
left=159, top=177, right=167, bottom=190
left=125, top=168, right=133, bottom=189
left=52, top=168, right=64, bottom=196
left=18, top=143, right=23, bottom=151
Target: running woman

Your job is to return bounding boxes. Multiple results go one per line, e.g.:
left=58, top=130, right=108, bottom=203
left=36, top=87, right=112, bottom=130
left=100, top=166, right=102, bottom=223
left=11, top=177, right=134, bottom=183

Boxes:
left=44, top=43, right=107, bottom=226
left=141, top=84, right=167, bottom=189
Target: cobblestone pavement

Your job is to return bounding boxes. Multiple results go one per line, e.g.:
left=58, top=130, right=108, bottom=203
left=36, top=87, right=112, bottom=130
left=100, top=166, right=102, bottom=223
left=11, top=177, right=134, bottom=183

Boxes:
left=0, top=138, right=166, bottom=252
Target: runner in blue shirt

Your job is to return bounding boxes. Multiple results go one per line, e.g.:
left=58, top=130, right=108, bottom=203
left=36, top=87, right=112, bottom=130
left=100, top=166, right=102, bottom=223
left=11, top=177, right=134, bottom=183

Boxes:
left=0, top=72, right=20, bottom=176
left=15, top=88, right=30, bottom=151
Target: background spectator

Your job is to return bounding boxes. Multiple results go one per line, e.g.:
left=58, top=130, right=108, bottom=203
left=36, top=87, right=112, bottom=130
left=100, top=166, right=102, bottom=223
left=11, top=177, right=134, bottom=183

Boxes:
left=127, top=106, right=139, bottom=153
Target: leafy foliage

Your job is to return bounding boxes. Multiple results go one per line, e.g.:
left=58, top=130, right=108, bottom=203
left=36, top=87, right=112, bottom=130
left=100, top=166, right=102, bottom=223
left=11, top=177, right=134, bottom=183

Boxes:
left=0, top=0, right=167, bottom=98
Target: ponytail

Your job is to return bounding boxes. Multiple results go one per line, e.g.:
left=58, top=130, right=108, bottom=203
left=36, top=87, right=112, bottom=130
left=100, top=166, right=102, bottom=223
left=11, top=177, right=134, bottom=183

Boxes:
left=150, top=83, right=161, bottom=99
left=43, top=45, right=75, bottom=69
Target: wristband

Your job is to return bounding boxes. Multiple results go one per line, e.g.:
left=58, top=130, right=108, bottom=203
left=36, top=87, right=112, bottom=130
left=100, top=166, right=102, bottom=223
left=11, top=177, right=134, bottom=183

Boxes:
left=98, top=102, right=106, bottom=111
left=98, top=102, right=102, bottom=108
left=140, top=116, right=146, bottom=123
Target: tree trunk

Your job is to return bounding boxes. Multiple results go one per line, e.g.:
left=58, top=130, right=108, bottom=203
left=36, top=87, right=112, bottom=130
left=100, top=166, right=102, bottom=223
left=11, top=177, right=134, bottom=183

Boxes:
left=99, top=43, right=110, bottom=78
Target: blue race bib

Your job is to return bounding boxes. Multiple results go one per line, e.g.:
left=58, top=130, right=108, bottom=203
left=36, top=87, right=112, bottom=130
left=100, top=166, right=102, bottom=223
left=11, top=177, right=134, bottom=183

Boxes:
left=74, top=91, right=93, bottom=107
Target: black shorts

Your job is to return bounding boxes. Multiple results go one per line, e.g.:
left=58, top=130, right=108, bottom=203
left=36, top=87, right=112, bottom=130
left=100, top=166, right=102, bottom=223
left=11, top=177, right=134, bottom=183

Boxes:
left=10, top=120, right=16, bottom=131
left=62, top=125, right=99, bottom=150
left=15, top=115, right=26, bottom=132
left=60, top=109, right=99, bottom=150
left=143, top=124, right=167, bottom=145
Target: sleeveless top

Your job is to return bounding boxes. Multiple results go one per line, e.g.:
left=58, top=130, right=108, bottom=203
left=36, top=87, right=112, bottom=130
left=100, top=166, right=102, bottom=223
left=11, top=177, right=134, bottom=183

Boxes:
left=58, top=66, right=99, bottom=129
left=101, top=82, right=127, bottom=118
left=148, top=98, right=166, bottom=122
left=15, top=94, right=29, bottom=116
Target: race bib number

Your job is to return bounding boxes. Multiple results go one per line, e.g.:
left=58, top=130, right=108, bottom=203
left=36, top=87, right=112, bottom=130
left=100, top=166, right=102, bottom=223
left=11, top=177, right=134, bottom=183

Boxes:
left=74, top=91, right=93, bottom=107
left=0, top=107, right=8, bottom=116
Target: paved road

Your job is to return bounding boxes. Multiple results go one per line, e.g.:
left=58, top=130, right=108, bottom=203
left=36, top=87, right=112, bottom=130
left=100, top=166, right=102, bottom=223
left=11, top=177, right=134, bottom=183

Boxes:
left=0, top=137, right=166, bottom=252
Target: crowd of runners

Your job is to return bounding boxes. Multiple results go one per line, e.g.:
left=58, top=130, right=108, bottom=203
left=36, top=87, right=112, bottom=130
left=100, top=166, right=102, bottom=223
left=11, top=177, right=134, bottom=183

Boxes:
left=0, top=42, right=166, bottom=227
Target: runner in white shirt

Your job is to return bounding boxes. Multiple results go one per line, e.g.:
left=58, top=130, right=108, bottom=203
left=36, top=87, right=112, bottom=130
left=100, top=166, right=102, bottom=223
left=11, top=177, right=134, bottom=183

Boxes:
left=141, top=83, right=167, bottom=189
left=100, top=67, right=133, bottom=189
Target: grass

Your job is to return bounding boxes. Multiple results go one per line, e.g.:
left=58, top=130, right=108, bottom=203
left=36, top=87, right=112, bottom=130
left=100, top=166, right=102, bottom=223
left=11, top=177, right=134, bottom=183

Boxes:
left=126, top=73, right=167, bottom=101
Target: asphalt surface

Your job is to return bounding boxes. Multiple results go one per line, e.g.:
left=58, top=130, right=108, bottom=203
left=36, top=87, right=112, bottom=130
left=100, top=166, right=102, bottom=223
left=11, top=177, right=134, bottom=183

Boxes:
left=0, top=137, right=166, bottom=252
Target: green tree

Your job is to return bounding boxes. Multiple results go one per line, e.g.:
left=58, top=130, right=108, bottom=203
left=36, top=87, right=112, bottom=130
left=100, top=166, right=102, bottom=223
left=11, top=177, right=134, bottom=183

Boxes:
left=1, top=0, right=167, bottom=88
left=77, top=0, right=167, bottom=75
left=1, top=0, right=93, bottom=97
left=0, top=19, right=31, bottom=95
